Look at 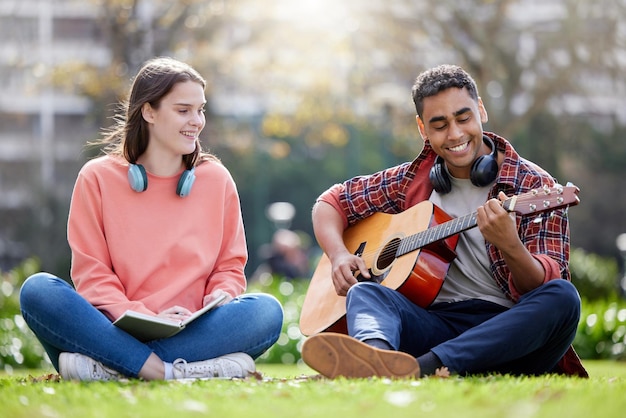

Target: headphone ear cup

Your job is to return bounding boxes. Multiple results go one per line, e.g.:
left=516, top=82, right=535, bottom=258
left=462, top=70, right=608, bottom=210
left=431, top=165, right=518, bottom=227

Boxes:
left=469, top=155, right=498, bottom=187
left=176, top=168, right=196, bottom=197
left=128, top=164, right=148, bottom=192
left=429, top=156, right=451, bottom=194
left=469, top=136, right=498, bottom=187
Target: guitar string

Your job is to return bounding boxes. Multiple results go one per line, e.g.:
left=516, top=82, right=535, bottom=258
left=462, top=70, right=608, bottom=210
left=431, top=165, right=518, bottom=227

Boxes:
left=351, top=212, right=477, bottom=261
left=344, top=187, right=570, bottom=262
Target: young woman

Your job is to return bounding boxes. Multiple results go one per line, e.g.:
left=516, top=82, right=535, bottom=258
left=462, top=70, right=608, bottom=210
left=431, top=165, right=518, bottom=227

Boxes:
left=20, top=57, right=283, bottom=381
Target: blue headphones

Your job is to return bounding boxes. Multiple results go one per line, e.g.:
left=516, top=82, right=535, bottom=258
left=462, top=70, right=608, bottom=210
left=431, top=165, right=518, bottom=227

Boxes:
left=128, top=164, right=196, bottom=197
left=429, top=135, right=498, bottom=194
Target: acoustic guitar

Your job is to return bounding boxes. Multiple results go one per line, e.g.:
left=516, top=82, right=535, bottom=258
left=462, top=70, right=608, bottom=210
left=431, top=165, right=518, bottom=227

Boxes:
left=299, top=184, right=580, bottom=336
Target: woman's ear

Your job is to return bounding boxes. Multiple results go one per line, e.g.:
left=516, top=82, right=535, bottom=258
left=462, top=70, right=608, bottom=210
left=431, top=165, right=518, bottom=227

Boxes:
left=141, top=103, right=155, bottom=123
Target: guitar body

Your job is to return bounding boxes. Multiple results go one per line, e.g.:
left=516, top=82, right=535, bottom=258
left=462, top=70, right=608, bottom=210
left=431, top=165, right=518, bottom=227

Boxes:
left=299, top=201, right=460, bottom=336
left=299, top=183, right=580, bottom=337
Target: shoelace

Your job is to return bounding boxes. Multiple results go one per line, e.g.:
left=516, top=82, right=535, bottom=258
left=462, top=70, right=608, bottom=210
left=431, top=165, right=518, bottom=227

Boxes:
left=91, top=362, right=119, bottom=380
left=173, top=358, right=221, bottom=378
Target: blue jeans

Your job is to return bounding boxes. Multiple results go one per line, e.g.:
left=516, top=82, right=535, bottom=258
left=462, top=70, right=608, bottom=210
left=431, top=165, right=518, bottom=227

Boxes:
left=346, top=279, right=580, bottom=375
left=20, top=272, right=284, bottom=378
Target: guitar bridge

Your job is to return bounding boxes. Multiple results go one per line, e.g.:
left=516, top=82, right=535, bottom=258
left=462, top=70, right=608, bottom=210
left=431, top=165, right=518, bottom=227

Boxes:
left=355, top=269, right=384, bottom=284
left=354, top=239, right=390, bottom=283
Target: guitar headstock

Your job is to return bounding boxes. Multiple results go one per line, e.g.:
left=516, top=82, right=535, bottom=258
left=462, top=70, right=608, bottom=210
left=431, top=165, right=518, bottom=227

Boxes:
left=503, top=183, right=580, bottom=216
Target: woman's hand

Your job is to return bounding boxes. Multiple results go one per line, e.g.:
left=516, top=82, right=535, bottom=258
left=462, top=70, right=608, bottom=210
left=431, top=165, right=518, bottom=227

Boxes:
left=203, top=289, right=233, bottom=307
left=158, top=306, right=193, bottom=322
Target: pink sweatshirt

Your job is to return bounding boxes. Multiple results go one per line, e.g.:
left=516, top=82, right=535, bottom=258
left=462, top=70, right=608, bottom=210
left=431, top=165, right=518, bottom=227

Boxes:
left=67, top=155, right=247, bottom=321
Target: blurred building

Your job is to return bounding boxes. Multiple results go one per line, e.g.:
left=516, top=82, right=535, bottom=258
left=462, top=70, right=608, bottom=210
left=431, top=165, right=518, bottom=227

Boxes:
left=0, top=0, right=108, bottom=270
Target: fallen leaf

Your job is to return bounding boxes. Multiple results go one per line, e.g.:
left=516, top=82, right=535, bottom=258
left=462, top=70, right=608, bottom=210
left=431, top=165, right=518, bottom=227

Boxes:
left=28, top=374, right=61, bottom=383
left=432, top=367, right=450, bottom=378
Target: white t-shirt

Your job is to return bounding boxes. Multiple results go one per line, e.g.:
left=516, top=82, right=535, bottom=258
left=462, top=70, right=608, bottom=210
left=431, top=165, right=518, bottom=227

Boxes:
left=428, top=171, right=513, bottom=308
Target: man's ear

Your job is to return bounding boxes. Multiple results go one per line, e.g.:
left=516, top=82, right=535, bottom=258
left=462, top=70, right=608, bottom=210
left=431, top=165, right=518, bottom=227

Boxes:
left=141, top=103, right=155, bottom=123
left=416, top=115, right=427, bottom=141
left=477, top=97, right=489, bottom=124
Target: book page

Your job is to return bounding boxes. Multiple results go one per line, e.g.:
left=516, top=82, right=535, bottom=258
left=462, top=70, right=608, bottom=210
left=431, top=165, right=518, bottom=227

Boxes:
left=181, top=293, right=227, bottom=326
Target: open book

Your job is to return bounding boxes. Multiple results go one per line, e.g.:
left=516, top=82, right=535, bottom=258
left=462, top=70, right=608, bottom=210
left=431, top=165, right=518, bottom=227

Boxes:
left=113, top=294, right=227, bottom=341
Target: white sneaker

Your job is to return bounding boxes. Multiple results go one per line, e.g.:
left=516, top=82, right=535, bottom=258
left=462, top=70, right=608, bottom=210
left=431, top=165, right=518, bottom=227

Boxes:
left=59, top=352, right=123, bottom=382
left=172, top=353, right=255, bottom=380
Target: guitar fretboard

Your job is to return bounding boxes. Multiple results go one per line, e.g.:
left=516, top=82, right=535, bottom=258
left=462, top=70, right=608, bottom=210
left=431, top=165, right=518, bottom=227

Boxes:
left=392, top=184, right=577, bottom=259
left=396, top=212, right=478, bottom=257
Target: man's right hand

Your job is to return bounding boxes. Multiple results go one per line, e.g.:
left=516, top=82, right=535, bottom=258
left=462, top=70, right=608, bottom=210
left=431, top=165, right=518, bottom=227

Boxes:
left=312, top=201, right=371, bottom=296
left=329, top=251, right=370, bottom=296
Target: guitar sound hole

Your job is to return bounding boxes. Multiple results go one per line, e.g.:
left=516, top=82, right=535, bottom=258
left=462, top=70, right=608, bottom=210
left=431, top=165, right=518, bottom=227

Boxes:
left=354, top=237, right=400, bottom=284
left=377, top=238, right=401, bottom=271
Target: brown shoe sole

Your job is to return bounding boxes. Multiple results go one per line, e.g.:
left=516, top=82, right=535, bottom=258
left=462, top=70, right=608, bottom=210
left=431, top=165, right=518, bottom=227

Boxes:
left=302, top=333, right=420, bottom=379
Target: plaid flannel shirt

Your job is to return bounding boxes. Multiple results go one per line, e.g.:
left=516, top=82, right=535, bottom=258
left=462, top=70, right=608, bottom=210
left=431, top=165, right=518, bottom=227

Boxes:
left=319, top=132, right=571, bottom=302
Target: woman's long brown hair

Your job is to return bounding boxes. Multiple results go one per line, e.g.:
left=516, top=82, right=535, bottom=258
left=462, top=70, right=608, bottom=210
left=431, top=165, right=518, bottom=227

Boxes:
left=96, top=57, right=218, bottom=168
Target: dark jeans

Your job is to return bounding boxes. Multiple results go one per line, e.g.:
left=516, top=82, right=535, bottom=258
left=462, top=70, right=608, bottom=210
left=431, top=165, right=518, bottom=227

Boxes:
left=345, top=279, right=580, bottom=375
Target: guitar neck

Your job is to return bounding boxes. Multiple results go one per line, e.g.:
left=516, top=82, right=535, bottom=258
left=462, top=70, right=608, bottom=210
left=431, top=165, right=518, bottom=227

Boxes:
left=397, top=211, right=477, bottom=257
left=394, top=184, right=579, bottom=258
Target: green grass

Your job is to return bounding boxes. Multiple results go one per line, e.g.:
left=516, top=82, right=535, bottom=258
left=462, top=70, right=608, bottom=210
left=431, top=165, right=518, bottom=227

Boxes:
left=1, top=361, right=624, bottom=418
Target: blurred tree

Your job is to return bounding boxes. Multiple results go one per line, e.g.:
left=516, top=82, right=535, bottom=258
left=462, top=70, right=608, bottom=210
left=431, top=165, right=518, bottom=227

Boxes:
left=51, top=0, right=230, bottom=123
left=38, top=0, right=626, bottom=273
left=214, top=88, right=420, bottom=271
left=197, top=0, right=626, bottom=260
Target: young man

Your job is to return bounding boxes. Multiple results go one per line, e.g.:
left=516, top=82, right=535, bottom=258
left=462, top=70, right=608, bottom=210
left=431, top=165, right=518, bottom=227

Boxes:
left=301, top=64, right=587, bottom=378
